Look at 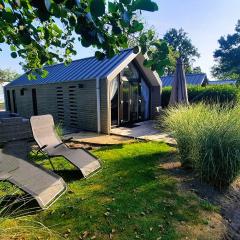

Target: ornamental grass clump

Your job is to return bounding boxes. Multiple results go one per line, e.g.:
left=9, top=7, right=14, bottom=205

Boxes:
left=55, top=122, right=63, bottom=138
left=0, top=192, right=59, bottom=239
left=163, top=103, right=240, bottom=189
left=162, top=103, right=211, bottom=168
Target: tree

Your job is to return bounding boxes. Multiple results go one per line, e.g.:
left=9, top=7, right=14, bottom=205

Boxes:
left=129, top=28, right=171, bottom=76
left=189, top=66, right=202, bottom=74
left=128, top=23, right=175, bottom=76
left=212, top=20, right=240, bottom=80
left=0, top=68, right=20, bottom=83
left=163, top=46, right=179, bottom=75
left=163, top=28, right=200, bottom=74
left=0, top=0, right=169, bottom=78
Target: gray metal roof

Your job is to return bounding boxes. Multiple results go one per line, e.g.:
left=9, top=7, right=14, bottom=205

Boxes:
left=7, top=48, right=134, bottom=87
left=161, top=73, right=207, bottom=87
left=208, top=79, right=237, bottom=85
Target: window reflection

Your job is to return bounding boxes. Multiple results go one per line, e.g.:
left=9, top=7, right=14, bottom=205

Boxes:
left=122, top=63, right=139, bottom=80
left=111, top=62, right=150, bottom=127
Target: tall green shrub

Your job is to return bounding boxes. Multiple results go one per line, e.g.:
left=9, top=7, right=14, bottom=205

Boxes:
left=163, top=103, right=240, bottom=189
left=161, top=85, right=240, bottom=108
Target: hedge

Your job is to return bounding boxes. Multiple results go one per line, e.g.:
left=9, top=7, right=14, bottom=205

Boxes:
left=161, top=85, right=240, bottom=107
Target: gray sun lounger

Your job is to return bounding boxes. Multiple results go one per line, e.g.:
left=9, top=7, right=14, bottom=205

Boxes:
left=0, top=141, right=67, bottom=209
left=30, top=115, right=101, bottom=178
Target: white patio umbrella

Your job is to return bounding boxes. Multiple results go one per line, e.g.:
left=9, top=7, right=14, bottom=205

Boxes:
left=169, top=58, right=189, bottom=105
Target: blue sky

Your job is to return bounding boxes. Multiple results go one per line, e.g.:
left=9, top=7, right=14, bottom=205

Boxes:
left=1, top=0, right=240, bottom=79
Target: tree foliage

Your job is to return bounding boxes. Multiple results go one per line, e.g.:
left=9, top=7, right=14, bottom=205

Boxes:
left=163, top=46, right=179, bottom=75
left=212, top=20, right=240, bottom=80
left=0, top=0, right=170, bottom=78
left=130, top=28, right=171, bottom=76
left=128, top=25, right=202, bottom=76
left=189, top=66, right=202, bottom=74
left=0, top=68, right=20, bottom=82
left=163, top=28, right=200, bottom=74
left=128, top=23, right=176, bottom=76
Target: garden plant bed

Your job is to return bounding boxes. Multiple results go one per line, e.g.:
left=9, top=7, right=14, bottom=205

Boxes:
left=160, top=156, right=240, bottom=240
left=0, top=141, right=225, bottom=240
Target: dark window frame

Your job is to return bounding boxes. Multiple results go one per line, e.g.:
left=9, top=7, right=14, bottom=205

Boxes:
left=12, top=90, right=17, bottom=113
left=6, top=90, right=12, bottom=112
left=20, top=88, right=25, bottom=96
left=32, top=88, right=38, bottom=115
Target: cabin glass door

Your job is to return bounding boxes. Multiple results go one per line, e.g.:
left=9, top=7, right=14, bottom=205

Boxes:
left=122, top=78, right=130, bottom=123
left=115, top=62, right=150, bottom=127
left=129, top=80, right=139, bottom=122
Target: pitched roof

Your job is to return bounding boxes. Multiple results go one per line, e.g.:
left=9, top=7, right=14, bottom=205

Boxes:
left=161, top=73, right=207, bottom=87
left=208, top=79, right=237, bottom=85
left=7, top=48, right=135, bottom=87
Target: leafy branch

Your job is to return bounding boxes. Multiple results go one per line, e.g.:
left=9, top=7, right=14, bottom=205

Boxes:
left=0, top=0, right=169, bottom=78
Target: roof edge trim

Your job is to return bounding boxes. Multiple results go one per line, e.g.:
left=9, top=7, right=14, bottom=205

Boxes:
left=106, top=52, right=138, bottom=81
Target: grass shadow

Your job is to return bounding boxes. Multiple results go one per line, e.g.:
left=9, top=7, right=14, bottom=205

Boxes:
left=0, top=193, right=40, bottom=218
left=93, top=143, right=125, bottom=152
left=53, top=169, right=83, bottom=182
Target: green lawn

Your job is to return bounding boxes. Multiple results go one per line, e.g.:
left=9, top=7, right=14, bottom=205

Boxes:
left=0, top=142, right=222, bottom=240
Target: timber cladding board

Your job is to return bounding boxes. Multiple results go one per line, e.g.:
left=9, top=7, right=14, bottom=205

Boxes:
left=100, top=78, right=109, bottom=134
left=0, top=118, right=32, bottom=143
left=13, top=87, right=33, bottom=117
left=4, top=79, right=102, bottom=132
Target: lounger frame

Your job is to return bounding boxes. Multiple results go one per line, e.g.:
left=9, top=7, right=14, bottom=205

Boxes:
left=0, top=141, right=67, bottom=209
left=30, top=115, right=102, bottom=178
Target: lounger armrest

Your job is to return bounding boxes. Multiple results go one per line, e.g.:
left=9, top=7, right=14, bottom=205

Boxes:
left=35, top=144, right=48, bottom=155
left=54, top=137, right=73, bottom=149
left=63, top=137, right=73, bottom=142
left=54, top=142, right=64, bottom=148
left=40, top=145, right=48, bottom=150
